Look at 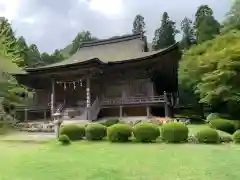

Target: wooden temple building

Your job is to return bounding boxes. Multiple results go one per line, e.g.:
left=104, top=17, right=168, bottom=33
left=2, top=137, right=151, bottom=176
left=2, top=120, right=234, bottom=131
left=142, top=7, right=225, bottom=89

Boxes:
left=15, top=33, right=181, bottom=121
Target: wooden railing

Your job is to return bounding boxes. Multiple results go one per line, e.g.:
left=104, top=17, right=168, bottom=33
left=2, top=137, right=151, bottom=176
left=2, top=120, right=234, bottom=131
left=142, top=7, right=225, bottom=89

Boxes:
left=101, top=96, right=165, bottom=106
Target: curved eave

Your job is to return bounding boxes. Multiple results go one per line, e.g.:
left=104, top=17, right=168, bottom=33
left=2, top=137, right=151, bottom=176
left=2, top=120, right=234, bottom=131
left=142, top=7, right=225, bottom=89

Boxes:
left=25, top=58, right=105, bottom=73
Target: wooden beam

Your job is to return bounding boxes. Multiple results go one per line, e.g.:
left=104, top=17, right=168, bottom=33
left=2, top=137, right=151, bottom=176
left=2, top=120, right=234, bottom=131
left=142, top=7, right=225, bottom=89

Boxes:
left=51, top=78, right=55, bottom=119
left=146, top=106, right=150, bottom=117
left=119, top=106, right=123, bottom=118
left=86, top=76, right=91, bottom=120
left=24, top=108, right=28, bottom=121
left=164, top=91, right=169, bottom=117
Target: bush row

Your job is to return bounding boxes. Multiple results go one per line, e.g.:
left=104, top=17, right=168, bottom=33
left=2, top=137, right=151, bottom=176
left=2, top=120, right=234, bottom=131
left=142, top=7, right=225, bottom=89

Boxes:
left=209, top=118, right=235, bottom=134
left=207, top=113, right=240, bottom=133
left=58, top=122, right=240, bottom=145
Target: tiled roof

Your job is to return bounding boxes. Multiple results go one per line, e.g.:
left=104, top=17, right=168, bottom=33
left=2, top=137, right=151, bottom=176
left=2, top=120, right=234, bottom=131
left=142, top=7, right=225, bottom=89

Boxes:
left=25, top=33, right=178, bottom=72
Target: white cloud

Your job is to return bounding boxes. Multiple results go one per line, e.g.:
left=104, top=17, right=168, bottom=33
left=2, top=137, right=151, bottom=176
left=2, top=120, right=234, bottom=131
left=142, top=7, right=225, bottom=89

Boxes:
left=20, top=17, right=35, bottom=24
left=0, top=0, right=232, bottom=53
left=88, top=0, right=124, bottom=17
left=0, top=0, right=20, bottom=21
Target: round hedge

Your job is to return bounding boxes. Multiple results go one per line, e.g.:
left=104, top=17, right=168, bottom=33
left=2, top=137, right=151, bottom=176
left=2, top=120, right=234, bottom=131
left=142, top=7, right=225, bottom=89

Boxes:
left=209, top=119, right=235, bottom=134
left=233, top=130, right=240, bottom=144
left=85, top=123, right=107, bottom=140
left=195, top=128, right=220, bottom=144
left=58, top=134, right=71, bottom=145
left=60, top=124, right=85, bottom=141
left=161, top=122, right=188, bottom=143
left=107, top=124, right=132, bottom=142
left=133, top=123, right=160, bottom=142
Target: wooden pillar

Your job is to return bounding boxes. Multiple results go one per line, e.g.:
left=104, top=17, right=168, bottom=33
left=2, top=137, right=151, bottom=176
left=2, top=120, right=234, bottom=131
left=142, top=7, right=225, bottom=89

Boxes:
left=146, top=106, right=150, bottom=117
left=44, top=110, right=47, bottom=121
left=24, top=108, right=28, bottom=121
left=86, top=76, right=91, bottom=120
left=119, top=106, right=123, bottom=118
left=164, top=91, right=169, bottom=117
left=51, top=78, right=55, bottom=119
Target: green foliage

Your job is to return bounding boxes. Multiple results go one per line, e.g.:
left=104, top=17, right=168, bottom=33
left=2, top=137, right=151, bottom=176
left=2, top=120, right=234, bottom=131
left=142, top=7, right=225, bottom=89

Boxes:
left=58, top=134, right=71, bottom=145
left=194, top=5, right=220, bottom=43
left=132, top=14, right=145, bottom=34
left=152, top=12, right=178, bottom=50
left=133, top=123, right=160, bottom=142
left=223, top=0, right=240, bottom=32
left=0, top=28, right=31, bottom=121
left=180, top=17, right=196, bottom=49
left=101, top=119, right=119, bottom=127
left=161, top=123, right=189, bottom=143
left=85, top=123, right=107, bottom=140
left=107, top=124, right=132, bottom=142
left=209, top=119, right=235, bottom=134
left=196, top=128, right=220, bottom=144
left=60, top=124, right=85, bottom=141
left=0, top=18, right=25, bottom=67
left=179, top=30, right=240, bottom=117
left=233, top=130, right=240, bottom=143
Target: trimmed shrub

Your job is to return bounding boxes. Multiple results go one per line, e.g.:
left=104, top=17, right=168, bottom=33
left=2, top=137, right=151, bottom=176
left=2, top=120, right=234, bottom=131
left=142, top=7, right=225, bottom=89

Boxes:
left=101, top=119, right=119, bottom=127
left=58, top=134, right=71, bottom=145
left=133, top=123, right=160, bottom=142
left=161, top=122, right=188, bottom=143
left=206, top=113, right=220, bottom=122
left=107, top=124, right=132, bottom=142
left=209, top=119, right=235, bottom=134
left=60, top=124, right=85, bottom=141
left=233, top=130, right=240, bottom=144
left=196, top=128, right=220, bottom=144
left=85, top=123, right=107, bottom=140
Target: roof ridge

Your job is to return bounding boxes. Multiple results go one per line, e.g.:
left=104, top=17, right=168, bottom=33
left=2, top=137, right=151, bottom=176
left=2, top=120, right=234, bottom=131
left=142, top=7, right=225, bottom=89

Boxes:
left=79, top=32, right=143, bottom=48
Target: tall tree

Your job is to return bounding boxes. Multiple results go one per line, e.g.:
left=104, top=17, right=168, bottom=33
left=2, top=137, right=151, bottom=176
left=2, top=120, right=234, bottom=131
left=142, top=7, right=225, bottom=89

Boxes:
left=152, top=12, right=178, bottom=50
left=26, top=44, right=43, bottom=67
left=223, top=0, right=240, bottom=32
left=195, top=5, right=220, bottom=43
left=70, top=31, right=93, bottom=55
left=180, top=17, right=196, bottom=49
left=41, top=52, right=53, bottom=64
left=179, top=30, right=240, bottom=117
left=132, top=14, right=146, bottom=34
left=52, top=49, right=64, bottom=63
left=17, top=36, right=29, bottom=65
left=0, top=32, right=31, bottom=122
left=0, top=18, right=25, bottom=67
left=40, top=50, right=64, bottom=65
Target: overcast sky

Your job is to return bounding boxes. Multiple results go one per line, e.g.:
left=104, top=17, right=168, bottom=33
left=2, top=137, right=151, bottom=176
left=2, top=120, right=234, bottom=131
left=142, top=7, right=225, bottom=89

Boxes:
left=0, top=0, right=232, bottom=53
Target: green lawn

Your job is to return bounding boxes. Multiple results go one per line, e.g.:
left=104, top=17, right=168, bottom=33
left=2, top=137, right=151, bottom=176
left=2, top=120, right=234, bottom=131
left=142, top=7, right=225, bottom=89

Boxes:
left=0, top=141, right=240, bottom=180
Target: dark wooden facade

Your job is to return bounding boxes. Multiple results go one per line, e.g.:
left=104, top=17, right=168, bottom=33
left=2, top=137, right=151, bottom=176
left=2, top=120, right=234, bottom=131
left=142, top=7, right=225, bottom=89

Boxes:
left=15, top=34, right=180, bottom=121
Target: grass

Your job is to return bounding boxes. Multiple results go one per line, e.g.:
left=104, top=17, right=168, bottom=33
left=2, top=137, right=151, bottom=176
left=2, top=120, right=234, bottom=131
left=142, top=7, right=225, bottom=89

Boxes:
left=0, top=124, right=238, bottom=180
left=0, top=141, right=240, bottom=180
